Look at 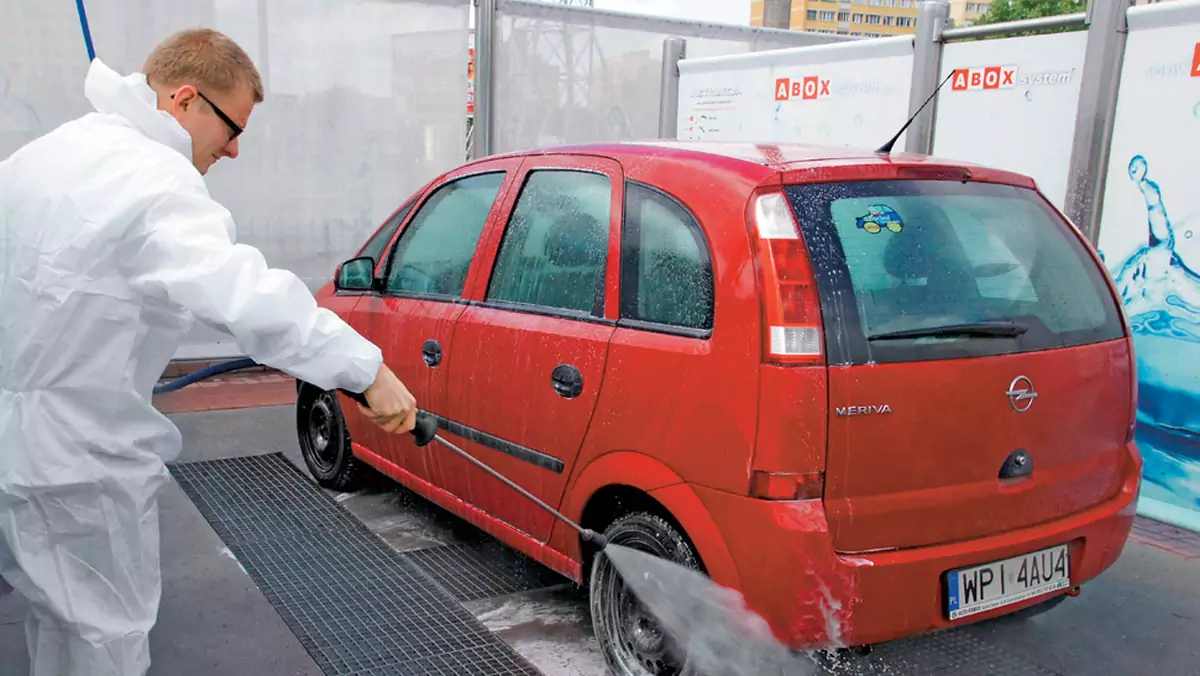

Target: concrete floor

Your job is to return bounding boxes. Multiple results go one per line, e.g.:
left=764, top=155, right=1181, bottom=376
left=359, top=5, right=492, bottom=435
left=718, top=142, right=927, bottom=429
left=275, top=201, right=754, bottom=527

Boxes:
left=2, top=404, right=1198, bottom=676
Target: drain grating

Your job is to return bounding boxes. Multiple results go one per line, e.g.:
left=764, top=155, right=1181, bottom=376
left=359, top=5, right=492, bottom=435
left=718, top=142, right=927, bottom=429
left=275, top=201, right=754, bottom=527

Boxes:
left=170, top=453, right=541, bottom=676
left=400, top=543, right=568, bottom=602
left=814, top=630, right=1062, bottom=676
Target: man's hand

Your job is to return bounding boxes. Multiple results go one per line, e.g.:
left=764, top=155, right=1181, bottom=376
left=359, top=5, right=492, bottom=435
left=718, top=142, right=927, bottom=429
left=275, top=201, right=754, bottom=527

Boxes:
left=359, top=363, right=417, bottom=434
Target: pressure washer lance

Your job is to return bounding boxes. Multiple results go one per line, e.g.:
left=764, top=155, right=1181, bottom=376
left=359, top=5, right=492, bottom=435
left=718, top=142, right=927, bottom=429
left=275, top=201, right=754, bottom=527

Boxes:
left=154, top=362, right=608, bottom=548
left=343, top=389, right=610, bottom=549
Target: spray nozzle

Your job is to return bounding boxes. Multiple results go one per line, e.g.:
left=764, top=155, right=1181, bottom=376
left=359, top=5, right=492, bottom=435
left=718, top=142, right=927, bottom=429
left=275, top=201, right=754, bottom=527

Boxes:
left=583, top=529, right=608, bottom=549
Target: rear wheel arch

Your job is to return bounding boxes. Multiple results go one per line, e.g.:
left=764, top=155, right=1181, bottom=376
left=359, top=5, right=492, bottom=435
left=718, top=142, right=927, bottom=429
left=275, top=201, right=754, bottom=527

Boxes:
left=563, top=451, right=685, bottom=523
left=579, top=484, right=702, bottom=582
left=580, top=484, right=684, bottom=536
left=563, top=451, right=741, bottom=591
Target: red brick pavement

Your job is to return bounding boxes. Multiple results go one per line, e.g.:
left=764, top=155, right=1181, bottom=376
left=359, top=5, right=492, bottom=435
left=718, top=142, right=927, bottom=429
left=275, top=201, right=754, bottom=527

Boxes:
left=1131, top=516, right=1200, bottom=560
left=152, top=371, right=297, bottom=414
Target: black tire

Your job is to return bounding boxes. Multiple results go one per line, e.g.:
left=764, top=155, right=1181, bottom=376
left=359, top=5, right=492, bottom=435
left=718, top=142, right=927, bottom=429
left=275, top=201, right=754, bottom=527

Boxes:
left=296, top=387, right=366, bottom=491
left=589, top=512, right=703, bottom=676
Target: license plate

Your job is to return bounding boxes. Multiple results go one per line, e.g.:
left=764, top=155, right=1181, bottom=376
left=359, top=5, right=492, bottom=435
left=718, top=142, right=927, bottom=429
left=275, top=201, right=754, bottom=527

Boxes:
left=945, top=544, right=1070, bottom=621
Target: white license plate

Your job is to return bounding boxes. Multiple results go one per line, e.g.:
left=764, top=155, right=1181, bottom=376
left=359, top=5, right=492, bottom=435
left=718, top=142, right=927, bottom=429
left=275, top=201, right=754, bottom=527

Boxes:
left=945, top=544, right=1070, bottom=621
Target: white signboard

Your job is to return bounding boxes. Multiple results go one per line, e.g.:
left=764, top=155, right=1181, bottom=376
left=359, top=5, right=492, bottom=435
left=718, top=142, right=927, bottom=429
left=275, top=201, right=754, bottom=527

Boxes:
left=1095, top=2, right=1200, bottom=532
left=931, top=31, right=1087, bottom=210
left=676, top=37, right=915, bottom=151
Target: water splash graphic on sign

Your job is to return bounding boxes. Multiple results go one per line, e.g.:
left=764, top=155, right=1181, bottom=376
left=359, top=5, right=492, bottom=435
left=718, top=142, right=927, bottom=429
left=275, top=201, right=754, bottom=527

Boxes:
left=1105, top=154, right=1200, bottom=532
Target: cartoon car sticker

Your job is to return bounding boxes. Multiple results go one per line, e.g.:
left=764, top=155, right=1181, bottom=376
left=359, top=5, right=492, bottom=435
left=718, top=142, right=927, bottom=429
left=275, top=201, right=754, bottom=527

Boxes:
left=856, top=204, right=904, bottom=234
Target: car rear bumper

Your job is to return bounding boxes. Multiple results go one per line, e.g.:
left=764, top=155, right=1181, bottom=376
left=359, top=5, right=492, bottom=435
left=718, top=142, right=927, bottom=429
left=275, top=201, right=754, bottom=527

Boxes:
left=690, top=443, right=1142, bottom=649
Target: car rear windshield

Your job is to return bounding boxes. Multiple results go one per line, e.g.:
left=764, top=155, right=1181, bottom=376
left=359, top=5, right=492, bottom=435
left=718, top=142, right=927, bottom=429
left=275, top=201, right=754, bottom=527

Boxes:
left=784, top=179, right=1126, bottom=366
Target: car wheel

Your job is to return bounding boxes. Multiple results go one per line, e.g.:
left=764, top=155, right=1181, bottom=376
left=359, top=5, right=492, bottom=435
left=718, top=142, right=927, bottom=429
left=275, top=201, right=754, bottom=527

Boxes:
left=589, top=512, right=703, bottom=676
left=297, top=387, right=365, bottom=491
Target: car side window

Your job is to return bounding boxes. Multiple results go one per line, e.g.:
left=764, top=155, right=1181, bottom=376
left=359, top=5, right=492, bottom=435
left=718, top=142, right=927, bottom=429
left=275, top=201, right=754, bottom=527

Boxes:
left=620, top=183, right=714, bottom=331
left=385, top=172, right=506, bottom=297
left=487, top=170, right=612, bottom=316
left=357, top=198, right=416, bottom=266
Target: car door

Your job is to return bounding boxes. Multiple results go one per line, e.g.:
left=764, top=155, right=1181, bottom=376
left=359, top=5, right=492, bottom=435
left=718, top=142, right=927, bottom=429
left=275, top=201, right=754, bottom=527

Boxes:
left=351, top=159, right=522, bottom=479
left=437, top=155, right=622, bottom=542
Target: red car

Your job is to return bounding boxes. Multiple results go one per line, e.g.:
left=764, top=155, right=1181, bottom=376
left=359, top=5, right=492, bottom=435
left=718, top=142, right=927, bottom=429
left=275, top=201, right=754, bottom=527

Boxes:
left=297, top=141, right=1142, bottom=673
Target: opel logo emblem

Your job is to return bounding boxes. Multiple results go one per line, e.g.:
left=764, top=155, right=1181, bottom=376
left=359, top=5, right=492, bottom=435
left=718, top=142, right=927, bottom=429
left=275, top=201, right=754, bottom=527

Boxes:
left=1005, top=376, right=1038, bottom=413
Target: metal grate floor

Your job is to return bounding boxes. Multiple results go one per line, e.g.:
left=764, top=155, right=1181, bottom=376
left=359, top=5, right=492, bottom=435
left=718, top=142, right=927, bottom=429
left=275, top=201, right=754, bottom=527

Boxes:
left=400, top=543, right=568, bottom=602
left=814, top=630, right=1061, bottom=676
left=170, top=453, right=541, bottom=676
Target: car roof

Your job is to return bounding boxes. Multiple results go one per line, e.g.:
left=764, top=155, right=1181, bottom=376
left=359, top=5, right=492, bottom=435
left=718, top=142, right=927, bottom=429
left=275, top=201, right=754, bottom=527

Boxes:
left=479, top=140, right=1038, bottom=189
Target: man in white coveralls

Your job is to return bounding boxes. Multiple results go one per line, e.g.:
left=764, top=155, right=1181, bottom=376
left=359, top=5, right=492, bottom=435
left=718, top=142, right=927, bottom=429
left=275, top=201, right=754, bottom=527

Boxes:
left=0, top=28, right=417, bottom=676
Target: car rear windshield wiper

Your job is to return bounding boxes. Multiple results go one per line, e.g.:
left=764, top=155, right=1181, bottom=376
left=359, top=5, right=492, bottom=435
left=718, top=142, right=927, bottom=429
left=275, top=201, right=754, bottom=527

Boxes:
left=868, top=321, right=1029, bottom=341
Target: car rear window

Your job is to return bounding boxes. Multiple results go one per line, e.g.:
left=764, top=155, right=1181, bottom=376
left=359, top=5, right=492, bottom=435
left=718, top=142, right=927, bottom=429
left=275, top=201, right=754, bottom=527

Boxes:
left=784, top=179, right=1125, bottom=366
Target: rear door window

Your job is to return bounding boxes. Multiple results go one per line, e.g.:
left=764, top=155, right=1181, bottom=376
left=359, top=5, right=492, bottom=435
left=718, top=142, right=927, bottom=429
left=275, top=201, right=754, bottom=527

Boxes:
left=620, top=182, right=714, bottom=333
left=384, top=172, right=506, bottom=298
left=785, top=180, right=1125, bottom=365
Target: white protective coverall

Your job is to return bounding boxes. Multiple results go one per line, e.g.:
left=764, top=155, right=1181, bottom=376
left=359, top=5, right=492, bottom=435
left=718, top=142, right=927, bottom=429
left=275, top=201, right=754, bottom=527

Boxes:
left=0, top=58, right=383, bottom=675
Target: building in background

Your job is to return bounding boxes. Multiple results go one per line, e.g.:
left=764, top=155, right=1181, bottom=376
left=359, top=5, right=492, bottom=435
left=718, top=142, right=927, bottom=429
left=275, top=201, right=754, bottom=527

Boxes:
left=750, top=0, right=920, bottom=37
left=752, top=0, right=1175, bottom=36
left=949, top=0, right=992, bottom=27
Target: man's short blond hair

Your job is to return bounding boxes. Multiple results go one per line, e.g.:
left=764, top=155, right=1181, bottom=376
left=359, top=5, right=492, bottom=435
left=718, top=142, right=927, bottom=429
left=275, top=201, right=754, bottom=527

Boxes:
left=143, top=28, right=264, bottom=103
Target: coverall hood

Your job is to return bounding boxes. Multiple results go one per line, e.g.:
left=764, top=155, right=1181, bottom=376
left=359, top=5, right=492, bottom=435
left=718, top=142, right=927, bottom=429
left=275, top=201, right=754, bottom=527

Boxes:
left=83, top=57, right=194, bottom=163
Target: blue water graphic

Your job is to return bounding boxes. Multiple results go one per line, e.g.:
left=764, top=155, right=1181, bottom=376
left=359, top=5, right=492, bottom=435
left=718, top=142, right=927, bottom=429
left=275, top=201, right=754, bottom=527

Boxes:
left=1103, top=154, right=1200, bottom=532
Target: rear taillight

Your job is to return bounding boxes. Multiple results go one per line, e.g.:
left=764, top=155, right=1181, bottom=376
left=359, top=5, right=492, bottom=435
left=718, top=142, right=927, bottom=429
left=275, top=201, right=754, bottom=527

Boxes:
left=751, top=192, right=824, bottom=365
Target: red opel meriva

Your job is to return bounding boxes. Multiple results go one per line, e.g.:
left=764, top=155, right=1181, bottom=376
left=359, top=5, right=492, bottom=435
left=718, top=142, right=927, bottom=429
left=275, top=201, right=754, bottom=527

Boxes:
left=297, top=141, right=1141, bottom=675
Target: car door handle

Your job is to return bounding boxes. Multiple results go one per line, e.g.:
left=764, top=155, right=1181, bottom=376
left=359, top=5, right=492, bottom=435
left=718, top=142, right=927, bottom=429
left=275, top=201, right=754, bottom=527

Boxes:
left=551, top=364, right=583, bottom=399
left=421, top=339, right=443, bottom=367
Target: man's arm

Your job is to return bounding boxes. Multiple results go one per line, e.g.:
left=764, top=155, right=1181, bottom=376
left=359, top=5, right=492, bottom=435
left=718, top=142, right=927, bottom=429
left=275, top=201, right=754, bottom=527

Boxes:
left=120, top=179, right=380, bottom=394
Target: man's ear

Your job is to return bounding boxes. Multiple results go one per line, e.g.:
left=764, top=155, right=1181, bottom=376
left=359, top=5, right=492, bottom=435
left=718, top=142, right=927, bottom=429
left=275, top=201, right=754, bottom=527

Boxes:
left=168, top=85, right=198, bottom=112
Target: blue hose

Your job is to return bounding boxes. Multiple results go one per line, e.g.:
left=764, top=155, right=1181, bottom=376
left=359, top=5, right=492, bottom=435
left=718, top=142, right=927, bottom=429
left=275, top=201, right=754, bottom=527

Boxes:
left=74, top=0, right=96, bottom=62
left=153, top=358, right=370, bottom=408
left=153, top=357, right=260, bottom=395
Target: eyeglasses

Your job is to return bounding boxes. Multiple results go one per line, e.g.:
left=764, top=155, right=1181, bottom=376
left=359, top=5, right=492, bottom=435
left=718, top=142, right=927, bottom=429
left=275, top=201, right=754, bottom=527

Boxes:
left=170, top=89, right=243, bottom=141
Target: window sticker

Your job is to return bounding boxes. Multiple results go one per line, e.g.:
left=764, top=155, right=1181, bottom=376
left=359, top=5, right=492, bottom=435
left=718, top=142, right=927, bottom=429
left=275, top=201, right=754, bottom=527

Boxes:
left=856, top=204, right=904, bottom=234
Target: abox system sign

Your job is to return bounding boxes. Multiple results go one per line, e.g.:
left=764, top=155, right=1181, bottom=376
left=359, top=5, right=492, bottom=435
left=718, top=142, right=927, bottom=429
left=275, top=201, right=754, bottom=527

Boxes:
left=951, top=66, right=1018, bottom=91
left=775, top=77, right=832, bottom=101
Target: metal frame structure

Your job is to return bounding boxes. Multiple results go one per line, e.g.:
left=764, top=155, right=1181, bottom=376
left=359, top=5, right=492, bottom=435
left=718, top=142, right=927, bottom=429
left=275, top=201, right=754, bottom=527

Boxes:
left=473, top=0, right=1139, bottom=243
left=1064, top=0, right=1134, bottom=243
left=906, top=0, right=1134, bottom=245
left=904, top=0, right=950, bottom=156
left=472, top=0, right=497, bottom=158
left=472, top=0, right=850, bottom=157
left=657, top=37, right=686, bottom=139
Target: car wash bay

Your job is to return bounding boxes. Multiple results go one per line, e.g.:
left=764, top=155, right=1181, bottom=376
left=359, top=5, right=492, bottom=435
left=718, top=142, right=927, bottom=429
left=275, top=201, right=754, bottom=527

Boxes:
left=1, top=383, right=1198, bottom=676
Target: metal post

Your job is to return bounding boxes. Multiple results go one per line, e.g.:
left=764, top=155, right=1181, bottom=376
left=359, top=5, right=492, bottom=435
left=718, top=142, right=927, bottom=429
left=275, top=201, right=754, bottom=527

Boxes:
left=904, top=0, right=950, bottom=154
left=1064, top=0, right=1134, bottom=244
left=940, top=12, right=1087, bottom=41
left=472, top=0, right=496, bottom=159
left=658, top=38, right=686, bottom=139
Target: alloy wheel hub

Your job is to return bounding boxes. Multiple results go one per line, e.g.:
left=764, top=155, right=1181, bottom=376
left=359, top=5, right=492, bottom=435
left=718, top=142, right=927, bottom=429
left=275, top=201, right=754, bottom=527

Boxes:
left=308, top=399, right=333, bottom=460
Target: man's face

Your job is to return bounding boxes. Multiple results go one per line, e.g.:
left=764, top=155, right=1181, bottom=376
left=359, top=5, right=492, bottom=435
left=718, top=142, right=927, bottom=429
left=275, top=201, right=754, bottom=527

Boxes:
left=163, top=83, right=255, bottom=175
